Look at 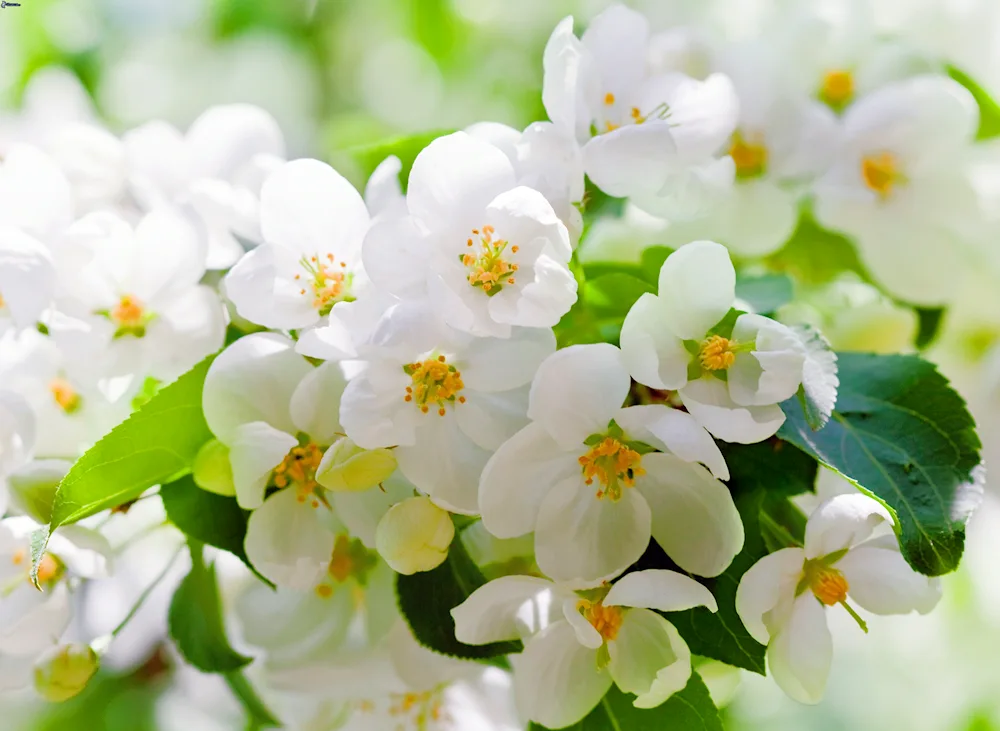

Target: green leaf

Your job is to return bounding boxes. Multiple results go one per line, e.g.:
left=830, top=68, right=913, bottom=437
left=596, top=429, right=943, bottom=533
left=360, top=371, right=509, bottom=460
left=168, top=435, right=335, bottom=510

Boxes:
left=915, top=306, right=945, bottom=350
left=767, top=212, right=865, bottom=285
left=397, top=526, right=522, bottom=660
left=528, top=673, right=722, bottom=731
left=735, top=273, right=794, bottom=315
left=224, top=671, right=282, bottom=729
left=584, top=273, right=655, bottom=316
left=780, top=352, right=983, bottom=576
left=791, top=324, right=839, bottom=430
left=168, top=541, right=253, bottom=673
left=338, top=129, right=453, bottom=185
left=947, top=65, right=1000, bottom=140
left=48, top=353, right=217, bottom=531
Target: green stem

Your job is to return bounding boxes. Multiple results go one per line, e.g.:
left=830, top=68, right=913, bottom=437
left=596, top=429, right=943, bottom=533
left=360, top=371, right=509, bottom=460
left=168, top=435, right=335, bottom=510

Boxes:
left=839, top=600, right=869, bottom=634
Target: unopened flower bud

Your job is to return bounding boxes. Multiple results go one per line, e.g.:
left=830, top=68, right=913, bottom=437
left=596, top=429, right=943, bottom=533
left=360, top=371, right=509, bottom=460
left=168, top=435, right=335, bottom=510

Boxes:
left=192, top=439, right=236, bottom=496
left=8, top=459, right=71, bottom=523
left=33, top=643, right=99, bottom=702
left=316, top=437, right=397, bottom=492
left=376, top=496, right=454, bottom=575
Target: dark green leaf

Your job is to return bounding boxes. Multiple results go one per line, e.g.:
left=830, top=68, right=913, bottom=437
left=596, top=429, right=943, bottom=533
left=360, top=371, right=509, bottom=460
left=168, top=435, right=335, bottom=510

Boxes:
left=397, top=528, right=522, bottom=660
left=585, top=273, right=655, bottom=316
left=767, top=212, right=865, bottom=285
left=780, top=352, right=983, bottom=576
left=529, top=673, right=722, bottom=731
left=948, top=65, right=1000, bottom=140
left=735, top=273, right=794, bottom=315
left=168, top=542, right=253, bottom=673
left=915, top=307, right=945, bottom=350
left=224, top=671, right=282, bottom=729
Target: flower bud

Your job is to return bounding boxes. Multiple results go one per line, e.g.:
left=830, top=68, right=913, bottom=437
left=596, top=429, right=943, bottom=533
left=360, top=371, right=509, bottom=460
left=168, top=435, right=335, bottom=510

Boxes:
left=376, top=497, right=454, bottom=575
left=192, top=439, right=236, bottom=496
left=316, top=437, right=397, bottom=492
left=7, top=459, right=71, bottom=523
left=33, top=643, right=99, bottom=702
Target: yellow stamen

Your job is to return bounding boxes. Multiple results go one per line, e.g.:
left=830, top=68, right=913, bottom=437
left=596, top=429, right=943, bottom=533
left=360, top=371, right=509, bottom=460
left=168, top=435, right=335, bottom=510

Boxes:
left=578, top=599, right=624, bottom=641
left=820, top=69, right=854, bottom=110
left=49, top=378, right=82, bottom=413
left=405, top=356, right=464, bottom=416
left=299, top=254, right=349, bottom=314
left=463, top=225, right=518, bottom=295
left=861, top=152, right=902, bottom=199
left=109, top=294, right=148, bottom=336
left=699, top=335, right=737, bottom=371
left=729, top=131, right=768, bottom=179
left=809, top=565, right=850, bottom=606
left=604, top=92, right=615, bottom=106
left=36, top=554, right=60, bottom=585
left=579, top=437, right=644, bottom=501
left=272, top=443, right=324, bottom=504
left=11, top=548, right=25, bottom=566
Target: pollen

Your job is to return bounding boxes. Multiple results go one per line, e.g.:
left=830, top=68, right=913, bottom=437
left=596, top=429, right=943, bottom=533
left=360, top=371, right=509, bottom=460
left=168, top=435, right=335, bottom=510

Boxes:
left=49, top=378, right=82, bottom=413
left=272, top=442, right=325, bottom=504
left=108, top=294, right=150, bottom=337
left=11, top=547, right=25, bottom=566
left=861, top=152, right=902, bottom=199
left=699, top=335, right=737, bottom=370
left=578, top=599, right=624, bottom=641
left=405, top=356, right=465, bottom=416
left=820, top=69, right=854, bottom=110
left=604, top=92, right=615, bottom=106
left=463, top=225, right=518, bottom=296
left=35, top=553, right=60, bottom=585
left=809, top=565, right=850, bottom=606
left=299, top=253, right=350, bottom=315
left=579, top=437, right=644, bottom=501
left=729, top=131, right=768, bottom=179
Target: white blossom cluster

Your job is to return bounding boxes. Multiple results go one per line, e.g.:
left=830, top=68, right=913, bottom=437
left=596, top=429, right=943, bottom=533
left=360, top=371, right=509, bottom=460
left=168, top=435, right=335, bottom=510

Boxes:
left=0, top=2, right=988, bottom=729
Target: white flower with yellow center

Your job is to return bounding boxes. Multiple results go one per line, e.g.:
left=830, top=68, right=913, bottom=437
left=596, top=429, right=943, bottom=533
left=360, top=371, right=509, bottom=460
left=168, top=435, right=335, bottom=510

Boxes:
left=452, top=570, right=717, bottom=728
left=224, top=157, right=369, bottom=331
left=339, top=300, right=556, bottom=514
left=0, top=390, right=36, bottom=516
left=203, top=333, right=410, bottom=589
left=362, top=132, right=577, bottom=338
left=736, top=493, right=942, bottom=704
left=620, top=241, right=807, bottom=444
left=479, top=343, right=742, bottom=587
left=542, top=5, right=739, bottom=220
left=813, top=74, right=981, bottom=305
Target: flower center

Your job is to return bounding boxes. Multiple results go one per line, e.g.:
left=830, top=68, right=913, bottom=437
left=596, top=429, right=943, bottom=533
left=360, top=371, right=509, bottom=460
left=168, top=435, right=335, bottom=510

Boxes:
left=804, top=561, right=850, bottom=606
left=599, top=92, right=668, bottom=133
left=273, top=442, right=325, bottom=506
left=49, top=378, right=82, bottom=413
left=462, top=225, right=518, bottom=296
left=8, top=549, right=61, bottom=590
left=578, top=598, right=624, bottom=642
left=108, top=294, right=151, bottom=337
left=295, top=254, right=350, bottom=315
left=315, top=534, right=378, bottom=598
left=862, top=152, right=903, bottom=199
left=404, top=355, right=465, bottom=416
left=699, top=335, right=737, bottom=370
left=579, top=437, right=644, bottom=501
left=729, top=131, right=768, bottom=179
left=387, top=688, right=447, bottom=728
left=820, top=69, right=854, bottom=110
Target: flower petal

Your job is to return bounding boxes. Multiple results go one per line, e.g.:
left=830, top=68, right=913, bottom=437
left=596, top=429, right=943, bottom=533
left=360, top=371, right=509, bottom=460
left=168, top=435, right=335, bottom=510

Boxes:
left=804, top=493, right=892, bottom=560
left=734, top=547, right=806, bottom=645
left=582, top=124, right=678, bottom=198
left=0, top=228, right=54, bottom=329
left=766, top=593, right=832, bottom=705
left=609, top=608, right=691, bottom=708
left=615, top=404, right=729, bottom=480
left=619, top=293, right=690, bottom=390
left=229, top=421, right=298, bottom=510
left=562, top=598, right=604, bottom=649
left=656, top=240, right=735, bottom=340
left=728, top=314, right=805, bottom=407
left=605, top=569, right=718, bottom=613
left=836, top=535, right=942, bottom=615
left=186, top=103, right=285, bottom=180
left=289, top=362, right=348, bottom=442
left=460, top=327, right=556, bottom=393
left=680, top=377, right=786, bottom=443
left=542, top=16, right=591, bottom=140
left=452, top=575, right=561, bottom=645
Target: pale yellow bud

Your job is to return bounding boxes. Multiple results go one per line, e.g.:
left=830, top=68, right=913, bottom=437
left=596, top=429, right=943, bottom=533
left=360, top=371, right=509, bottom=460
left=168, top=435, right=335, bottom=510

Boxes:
left=316, top=437, right=397, bottom=492
left=192, top=439, right=236, bottom=496
left=33, top=643, right=99, bottom=702
left=375, top=496, right=454, bottom=575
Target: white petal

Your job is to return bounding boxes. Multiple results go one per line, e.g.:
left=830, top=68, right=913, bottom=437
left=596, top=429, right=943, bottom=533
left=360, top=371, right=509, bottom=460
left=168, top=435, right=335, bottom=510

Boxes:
left=514, top=621, right=611, bottom=729
left=562, top=598, right=604, bottom=649
left=460, top=327, right=556, bottom=393
left=329, top=473, right=411, bottom=548
left=186, top=104, right=285, bottom=180
left=202, top=332, right=313, bottom=443
left=0, top=145, right=74, bottom=238
left=615, top=404, right=729, bottom=480
left=734, top=547, right=806, bottom=645
left=244, top=487, right=336, bottom=590
left=452, top=575, right=561, bottom=645
left=638, top=452, right=743, bottom=577
left=608, top=609, right=691, bottom=708
left=648, top=73, right=739, bottom=161
left=582, top=124, right=678, bottom=198
left=224, top=245, right=321, bottom=330
left=542, top=16, right=590, bottom=140
left=766, top=594, right=832, bottom=705
left=581, top=4, right=649, bottom=99
left=486, top=185, right=572, bottom=263
left=527, top=344, right=630, bottom=449
left=710, top=180, right=799, bottom=258
left=339, top=366, right=418, bottom=450
left=619, top=293, right=690, bottom=390
left=260, top=159, right=369, bottom=260
left=479, top=422, right=581, bottom=539
left=836, top=536, right=942, bottom=615
left=0, top=582, right=71, bottom=656
left=229, top=422, right=298, bottom=510
left=656, top=241, right=735, bottom=340
left=289, top=362, right=347, bottom=442
left=605, top=569, right=717, bottom=613
left=535, top=475, right=651, bottom=587
left=455, top=386, right=529, bottom=451
left=680, top=377, right=786, bottom=443
left=804, top=493, right=892, bottom=559
left=728, top=314, right=805, bottom=407
left=363, top=155, right=405, bottom=218
left=0, top=228, right=54, bottom=329
left=361, top=214, right=431, bottom=298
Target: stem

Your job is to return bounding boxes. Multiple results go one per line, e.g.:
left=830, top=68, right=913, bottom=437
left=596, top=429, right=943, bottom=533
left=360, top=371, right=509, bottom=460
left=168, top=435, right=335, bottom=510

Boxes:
left=839, top=600, right=869, bottom=634
left=759, top=511, right=803, bottom=549
left=110, top=543, right=185, bottom=639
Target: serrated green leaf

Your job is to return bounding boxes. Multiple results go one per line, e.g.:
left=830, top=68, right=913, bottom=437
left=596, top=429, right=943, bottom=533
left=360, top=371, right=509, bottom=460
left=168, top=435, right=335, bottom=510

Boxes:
left=397, top=528, right=522, bottom=660
left=947, top=65, right=1000, bottom=140
left=735, top=273, right=794, bottom=315
left=528, top=674, right=722, bottom=731
left=168, top=542, right=253, bottom=673
left=780, top=352, right=983, bottom=576
left=791, top=324, right=839, bottom=430
left=47, top=353, right=217, bottom=532
left=29, top=526, right=49, bottom=589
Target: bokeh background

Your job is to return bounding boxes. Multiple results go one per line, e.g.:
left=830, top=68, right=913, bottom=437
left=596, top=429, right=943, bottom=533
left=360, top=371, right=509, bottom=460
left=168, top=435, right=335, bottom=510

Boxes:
left=3, top=0, right=1000, bottom=729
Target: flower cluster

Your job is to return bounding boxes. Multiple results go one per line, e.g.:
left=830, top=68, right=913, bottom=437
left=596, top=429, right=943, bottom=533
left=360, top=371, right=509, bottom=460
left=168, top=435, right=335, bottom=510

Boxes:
left=0, top=2, right=989, bottom=729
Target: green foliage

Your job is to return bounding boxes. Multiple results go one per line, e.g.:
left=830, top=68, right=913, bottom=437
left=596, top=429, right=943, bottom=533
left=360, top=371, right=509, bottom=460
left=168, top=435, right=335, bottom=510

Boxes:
left=528, top=674, right=722, bottom=731
left=584, top=273, right=655, bottom=316
left=336, top=129, right=454, bottom=187
left=27, top=667, right=165, bottom=731
left=768, top=212, right=866, bottom=285
left=915, top=307, right=946, bottom=350
left=947, top=66, right=1000, bottom=140
left=397, top=524, right=522, bottom=660
left=735, top=273, right=794, bottom=315
left=48, top=354, right=217, bottom=531
left=780, top=352, right=983, bottom=576
left=224, top=672, right=283, bottom=729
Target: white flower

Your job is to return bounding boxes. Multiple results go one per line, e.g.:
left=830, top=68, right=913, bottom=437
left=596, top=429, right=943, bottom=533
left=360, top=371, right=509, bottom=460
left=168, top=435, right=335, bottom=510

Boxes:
left=813, top=75, right=981, bottom=305
left=479, top=343, right=742, bottom=587
left=124, top=104, right=286, bottom=269
left=224, top=158, right=370, bottom=331
left=735, top=493, right=942, bottom=704
left=452, top=570, right=717, bottom=728
left=340, top=300, right=556, bottom=514
left=362, top=132, right=577, bottom=338
left=620, top=241, right=807, bottom=443
left=0, top=390, right=35, bottom=516
left=542, top=5, right=739, bottom=219
left=50, top=210, right=226, bottom=383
